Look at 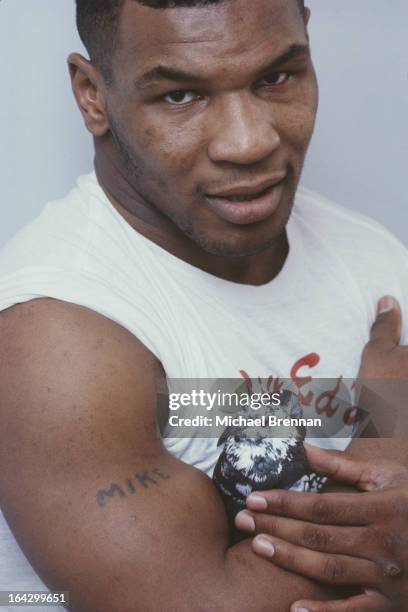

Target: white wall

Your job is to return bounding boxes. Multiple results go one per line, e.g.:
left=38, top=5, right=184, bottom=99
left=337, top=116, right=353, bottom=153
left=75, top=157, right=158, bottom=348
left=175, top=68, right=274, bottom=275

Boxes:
left=304, top=0, right=408, bottom=245
left=0, top=0, right=407, bottom=247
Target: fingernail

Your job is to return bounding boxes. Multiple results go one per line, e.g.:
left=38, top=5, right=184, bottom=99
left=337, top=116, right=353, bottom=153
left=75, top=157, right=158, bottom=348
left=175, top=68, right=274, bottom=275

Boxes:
left=254, top=535, right=275, bottom=557
left=235, top=510, right=255, bottom=532
left=247, top=494, right=268, bottom=510
left=294, top=608, right=310, bottom=612
left=377, top=296, right=396, bottom=315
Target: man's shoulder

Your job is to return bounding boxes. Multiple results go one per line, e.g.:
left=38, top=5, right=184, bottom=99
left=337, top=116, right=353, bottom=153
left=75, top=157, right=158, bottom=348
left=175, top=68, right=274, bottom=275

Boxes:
left=0, top=174, right=165, bottom=362
left=0, top=298, right=160, bottom=395
left=295, top=186, right=407, bottom=256
left=0, top=172, right=97, bottom=275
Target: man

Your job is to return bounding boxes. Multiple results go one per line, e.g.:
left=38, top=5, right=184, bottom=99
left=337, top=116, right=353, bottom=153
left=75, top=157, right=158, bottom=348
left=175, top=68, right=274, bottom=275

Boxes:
left=0, top=1, right=407, bottom=610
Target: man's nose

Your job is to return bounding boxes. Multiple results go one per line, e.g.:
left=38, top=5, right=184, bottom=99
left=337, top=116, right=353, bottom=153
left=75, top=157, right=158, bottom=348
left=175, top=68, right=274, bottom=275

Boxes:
left=207, top=93, right=281, bottom=166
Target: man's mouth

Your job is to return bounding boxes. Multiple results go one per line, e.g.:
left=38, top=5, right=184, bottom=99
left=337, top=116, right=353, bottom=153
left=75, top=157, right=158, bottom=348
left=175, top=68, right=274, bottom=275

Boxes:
left=204, top=173, right=287, bottom=225
left=220, top=186, right=272, bottom=203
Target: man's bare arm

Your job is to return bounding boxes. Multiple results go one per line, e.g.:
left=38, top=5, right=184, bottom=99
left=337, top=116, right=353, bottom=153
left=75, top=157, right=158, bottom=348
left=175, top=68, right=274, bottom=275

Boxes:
left=0, top=299, right=340, bottom=612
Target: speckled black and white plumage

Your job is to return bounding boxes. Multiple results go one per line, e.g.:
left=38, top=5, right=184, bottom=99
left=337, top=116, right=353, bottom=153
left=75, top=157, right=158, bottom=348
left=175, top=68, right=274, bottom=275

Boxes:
left=213, top=390, right=326, bottom=521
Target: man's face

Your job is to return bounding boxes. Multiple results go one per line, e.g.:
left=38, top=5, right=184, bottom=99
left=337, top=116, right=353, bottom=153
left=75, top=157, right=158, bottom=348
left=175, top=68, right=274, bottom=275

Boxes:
left=104, top=0, right=318, bottom=257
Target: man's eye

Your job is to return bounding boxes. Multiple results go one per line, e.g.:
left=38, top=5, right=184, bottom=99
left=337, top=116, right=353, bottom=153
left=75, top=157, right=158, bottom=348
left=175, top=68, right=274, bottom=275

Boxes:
left=163, top=90, right=197, bottom=105
left=261, top=72, right=291, bottom=86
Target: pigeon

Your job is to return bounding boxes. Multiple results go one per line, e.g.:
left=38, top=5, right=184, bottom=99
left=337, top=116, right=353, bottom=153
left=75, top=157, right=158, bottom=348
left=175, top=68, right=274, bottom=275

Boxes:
left=213, top=389, right=326, bottom=523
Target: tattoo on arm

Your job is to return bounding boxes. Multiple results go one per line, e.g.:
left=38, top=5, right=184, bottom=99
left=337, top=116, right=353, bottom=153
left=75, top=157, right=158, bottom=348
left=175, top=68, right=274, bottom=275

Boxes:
left=96, top=467, right=170, bottom=508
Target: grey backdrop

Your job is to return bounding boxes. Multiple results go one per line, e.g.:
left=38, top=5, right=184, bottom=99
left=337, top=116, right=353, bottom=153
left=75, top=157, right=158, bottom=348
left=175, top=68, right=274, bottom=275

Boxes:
left=0, top=0, right=407, bottom=247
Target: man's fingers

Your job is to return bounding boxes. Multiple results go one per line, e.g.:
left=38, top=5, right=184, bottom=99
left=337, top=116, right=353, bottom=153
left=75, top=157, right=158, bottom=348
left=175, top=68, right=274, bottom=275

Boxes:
left=291, top=590, right=391, bottom=612
left=369, top=296, right=402, bottom=348
left=236, top=510, right=370, bottom=557
left=246, top=489, right=381, bottom=525
left=251, top=534, right=381, bottom=587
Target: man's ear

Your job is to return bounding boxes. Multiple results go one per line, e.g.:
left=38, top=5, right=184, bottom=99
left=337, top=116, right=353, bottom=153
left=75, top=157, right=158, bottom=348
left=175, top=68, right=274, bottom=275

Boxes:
left=302, top=7, right=311, bottom=42
left=68, top=53, right=109, bottom=137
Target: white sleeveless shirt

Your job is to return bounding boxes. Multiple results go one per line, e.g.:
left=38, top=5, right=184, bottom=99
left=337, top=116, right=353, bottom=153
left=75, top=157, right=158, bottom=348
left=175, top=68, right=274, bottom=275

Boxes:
left=0, top=172, right=407, bottom=606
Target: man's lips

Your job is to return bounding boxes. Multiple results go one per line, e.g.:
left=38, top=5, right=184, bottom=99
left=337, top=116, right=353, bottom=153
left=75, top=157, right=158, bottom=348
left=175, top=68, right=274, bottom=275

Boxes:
left=206, top=173, right=287, bottom=199
left=204, top=174, right=287, bottom=225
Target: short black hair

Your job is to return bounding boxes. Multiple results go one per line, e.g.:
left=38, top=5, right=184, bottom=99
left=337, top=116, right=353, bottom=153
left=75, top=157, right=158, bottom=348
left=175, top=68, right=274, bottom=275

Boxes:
left=76, top=0, right=306, bottom=84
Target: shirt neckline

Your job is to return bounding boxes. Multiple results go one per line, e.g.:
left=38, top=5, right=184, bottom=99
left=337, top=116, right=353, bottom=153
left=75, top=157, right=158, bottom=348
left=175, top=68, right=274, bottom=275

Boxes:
left=84, top=171, right=304, bottom=306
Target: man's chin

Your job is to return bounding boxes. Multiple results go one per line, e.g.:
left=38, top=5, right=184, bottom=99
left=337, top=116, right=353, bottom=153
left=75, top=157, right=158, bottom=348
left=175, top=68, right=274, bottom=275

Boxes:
left=191, top=194, right=295, bottom=258
left=187, top=227, right=288, bottom=259
left=189, top=208, right=291, bottom=257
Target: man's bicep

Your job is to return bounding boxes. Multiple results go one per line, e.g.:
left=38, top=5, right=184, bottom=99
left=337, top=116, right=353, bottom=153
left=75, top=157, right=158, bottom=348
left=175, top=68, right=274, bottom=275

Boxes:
left=0, top=300, right=230, bottom=610
left=0, top=299, right=338, bottom=611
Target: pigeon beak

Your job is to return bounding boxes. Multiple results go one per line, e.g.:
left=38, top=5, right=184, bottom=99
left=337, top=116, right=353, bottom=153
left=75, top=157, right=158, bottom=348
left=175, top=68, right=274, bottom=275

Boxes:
left=217, top=425, right=246, bottom=446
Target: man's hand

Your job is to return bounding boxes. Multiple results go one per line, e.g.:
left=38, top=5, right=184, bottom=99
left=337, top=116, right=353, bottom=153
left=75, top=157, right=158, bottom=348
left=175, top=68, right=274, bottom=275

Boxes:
left=235, top=445, right=408, bottom=611
left=234, top=295, right=408, bottom=610
left=356, top=296, right=408, bottom=440
left=358, top=296, right=405, bottom=380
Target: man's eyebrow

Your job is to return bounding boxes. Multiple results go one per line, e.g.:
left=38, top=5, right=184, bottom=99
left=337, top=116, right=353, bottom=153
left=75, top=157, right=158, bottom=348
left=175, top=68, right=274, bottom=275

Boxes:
left=136, top=65, right=204, bottom=89
left=257, top=43, right=311, bottom=75
left=136, top=43, right=310, bottom=90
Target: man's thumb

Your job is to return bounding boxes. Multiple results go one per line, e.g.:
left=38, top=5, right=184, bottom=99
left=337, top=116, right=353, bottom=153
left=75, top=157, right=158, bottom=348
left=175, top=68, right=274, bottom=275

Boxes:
left=370, top=296, right=402, bottom=347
